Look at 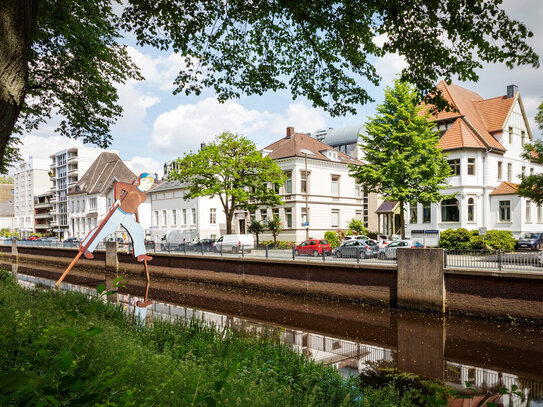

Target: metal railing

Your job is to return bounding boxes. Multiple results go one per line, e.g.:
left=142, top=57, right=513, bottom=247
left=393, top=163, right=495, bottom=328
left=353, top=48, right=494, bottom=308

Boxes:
left=445, top=249, right=543, bottom=271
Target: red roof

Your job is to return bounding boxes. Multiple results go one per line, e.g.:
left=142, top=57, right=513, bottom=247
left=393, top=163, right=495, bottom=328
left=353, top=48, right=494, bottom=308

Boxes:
left=423, top=81, right=519, bottom=152
left=489, top=181, right=519, bottom=196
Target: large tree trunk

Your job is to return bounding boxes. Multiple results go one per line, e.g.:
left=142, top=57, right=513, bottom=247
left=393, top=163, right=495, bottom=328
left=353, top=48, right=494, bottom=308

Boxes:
left=0, top=0, right=38, bottom=163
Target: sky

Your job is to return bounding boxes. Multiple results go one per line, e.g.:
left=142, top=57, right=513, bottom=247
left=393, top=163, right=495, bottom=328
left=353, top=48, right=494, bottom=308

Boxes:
left=16, top=0, right=543, bottom=178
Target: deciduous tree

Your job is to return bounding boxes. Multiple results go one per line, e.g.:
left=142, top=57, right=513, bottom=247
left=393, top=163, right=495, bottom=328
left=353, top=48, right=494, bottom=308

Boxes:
left=267, top=216, right=283, bottom=246
left=350, top=80, right=451, bottom=238
left=248, top=220, right=266, bottom=247
left=1, top=0, right=539, bottom=172
left=167, top=132, right=285, bottom=234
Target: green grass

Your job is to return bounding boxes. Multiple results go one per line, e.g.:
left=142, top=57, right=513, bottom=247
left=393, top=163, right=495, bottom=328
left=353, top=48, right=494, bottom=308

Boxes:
left=0, top=271, right=450, bottom=406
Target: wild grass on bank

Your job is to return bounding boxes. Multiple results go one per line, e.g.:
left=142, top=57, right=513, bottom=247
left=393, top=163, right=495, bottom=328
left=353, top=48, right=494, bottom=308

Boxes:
left=0, top=270, right=452, bottom=406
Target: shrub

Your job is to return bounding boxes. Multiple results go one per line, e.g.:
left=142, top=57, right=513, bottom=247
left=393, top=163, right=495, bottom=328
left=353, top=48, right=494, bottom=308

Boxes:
left=348, top=219, right=368, bottom=235
left=324, top=231, right=342, bottom=248
left=438, top=228, right=472, bottom=250
left=484, top=230, right=517, bottom=251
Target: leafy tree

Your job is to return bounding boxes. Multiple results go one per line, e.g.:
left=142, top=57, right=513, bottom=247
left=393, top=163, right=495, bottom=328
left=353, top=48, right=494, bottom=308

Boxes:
left=518, top=139, right=543, bottom=204
left=167, top=132, right=285, bottom=234
left=0, top=175, right=14, bottom=184
left=324, top=231, right=342, bottom=249
left=248, top=220, right=266, bottom=247
left=267, top=216, right=283, bottom=246
left=348, top=218, right=368, bottom=235
left=1, top=0, right=539, bottom=171
left=350, top=80, right=452, bottom=239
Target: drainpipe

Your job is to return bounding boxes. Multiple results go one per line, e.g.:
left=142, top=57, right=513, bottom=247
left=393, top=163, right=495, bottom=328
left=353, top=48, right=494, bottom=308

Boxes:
left=483, top=147, right=493, bottom=228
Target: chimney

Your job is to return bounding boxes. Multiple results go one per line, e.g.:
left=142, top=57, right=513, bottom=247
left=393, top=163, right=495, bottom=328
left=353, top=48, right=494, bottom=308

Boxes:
left=286, top=126, right=295, bottom=139
left=507, top=84, right=518, bottom=99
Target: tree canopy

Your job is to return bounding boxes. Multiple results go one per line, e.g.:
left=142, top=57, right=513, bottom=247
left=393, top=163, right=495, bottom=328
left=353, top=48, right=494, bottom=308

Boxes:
left=167, top=131, right=285, bottom=234
left=1, top=0, right=539, bottom=172
left=349, top=80, right=451, bottom=238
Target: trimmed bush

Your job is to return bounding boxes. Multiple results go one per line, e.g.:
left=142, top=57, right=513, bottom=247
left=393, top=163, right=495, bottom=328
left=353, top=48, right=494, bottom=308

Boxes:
left=484, top=230, right=517, bottom=251
left=438, top=228, right=472, bottom=250
left=439, top=228, right=517, bottom=251
left=324, top=231, right=342, bottom=248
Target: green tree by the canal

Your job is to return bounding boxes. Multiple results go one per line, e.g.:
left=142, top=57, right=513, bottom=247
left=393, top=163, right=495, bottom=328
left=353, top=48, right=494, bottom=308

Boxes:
left=248, top=219, right=266, bottom=247
left=1, top=1, right=539, bottom=173
left=350, top=80, right=452, bottom=239
left=518, top=104, right=543, bottom=204
left=167, top=132, right=285, bottom=234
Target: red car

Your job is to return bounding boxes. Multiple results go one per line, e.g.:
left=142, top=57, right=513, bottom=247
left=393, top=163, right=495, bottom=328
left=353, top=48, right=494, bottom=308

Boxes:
left=295, top=239, right=332, bottom=256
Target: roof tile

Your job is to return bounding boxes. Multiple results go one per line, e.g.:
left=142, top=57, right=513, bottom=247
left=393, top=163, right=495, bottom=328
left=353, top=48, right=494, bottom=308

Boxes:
left=489, top=181, right=519, bottom=196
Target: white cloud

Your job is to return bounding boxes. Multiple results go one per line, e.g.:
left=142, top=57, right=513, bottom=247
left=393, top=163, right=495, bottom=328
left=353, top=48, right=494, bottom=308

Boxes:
left=149, top=98, right=327, bottom=154
left=125, top=155, right=163, bottom=179
left=18, top=135, right=83, bottom=161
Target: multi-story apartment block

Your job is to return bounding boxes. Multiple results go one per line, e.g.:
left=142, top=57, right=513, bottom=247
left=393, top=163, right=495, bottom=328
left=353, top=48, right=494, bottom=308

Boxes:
left=49, top=146, right=110, bottom=238
left=402, top=82, right=540, bottom=239
left=232, top=127, right=368, bottom=242
left=67, top=152, right=151, bottom=240
left=34, top=192, right=54, bottom=233
left=149, top=180, right=225, bottom=242
left=13, top=158, right=51, bottom=237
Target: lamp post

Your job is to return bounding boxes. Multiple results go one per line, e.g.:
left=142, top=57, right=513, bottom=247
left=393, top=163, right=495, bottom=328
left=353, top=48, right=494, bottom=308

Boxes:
left=305, top=152, right=309, bottom=240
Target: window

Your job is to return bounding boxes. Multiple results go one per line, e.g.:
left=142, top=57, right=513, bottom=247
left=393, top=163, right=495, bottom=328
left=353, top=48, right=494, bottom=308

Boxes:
left=172, top=209, right=177, bottom=225
left=498, top=161, right=503, bottom=180
left=467, top=158, right=475, bottom=175
left=355, top=210, right=363, bottom=220
left=423, top=205, right=431, bottom=223
left=154, top=211, right=159, bottom=226
left=508, top=126, right=513, bottom=144
left=260, top=209, right=268, bottom=223
left=531, top=168, right=535, bottom=176
left=107, top=198, right=111, bottom=207
left=301, top=208, right=308, bottom=225
left=331, top=209, right=339, bottom=228
left=285, top=172, right=292, bottom=194
left=162, top=210, right=167, bottom=226
left=499, top=200, right=511, bottom=221
left=467, top=197, right=475, bottom=222
left=409, top=204, right=417, bottom=224
left=526, top=200, right=532, bottom=222
left=301, top=171, right=309, bottom=193
left=507, top=163, right=512, bottom=182
left=285, top=208, right=292, bottom=228
left=448, top=159, right=460, bottom=176
left=355, top=185, right=361, bottom=198
left=250, top=211, right=256, bottom=222
left=441, top=198, right=459, bottom=222
left=331, top=176, right=339, bottom=196
left=181, top=209, right=187, bottom=225
left=522, top=166, right=526, bottom=178
left=521, top=130, right=526, bottom=146
left=210, top=208, right=216, bottom=224
left=89, top=198, right=97, bottom=210
left=191, top=208, right=197, bottom=225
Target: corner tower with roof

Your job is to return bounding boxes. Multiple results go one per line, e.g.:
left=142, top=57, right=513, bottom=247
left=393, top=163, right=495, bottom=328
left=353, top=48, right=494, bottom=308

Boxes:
left=405, top=81, right=538, bottom=239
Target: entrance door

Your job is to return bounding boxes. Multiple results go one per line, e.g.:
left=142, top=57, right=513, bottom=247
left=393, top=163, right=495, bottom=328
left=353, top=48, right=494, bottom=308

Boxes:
left=239, top=219, right=246, bottom=234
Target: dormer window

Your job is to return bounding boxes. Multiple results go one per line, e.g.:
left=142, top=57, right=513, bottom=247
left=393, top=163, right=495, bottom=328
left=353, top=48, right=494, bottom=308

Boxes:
left=323, top=150, right=338, bottom=161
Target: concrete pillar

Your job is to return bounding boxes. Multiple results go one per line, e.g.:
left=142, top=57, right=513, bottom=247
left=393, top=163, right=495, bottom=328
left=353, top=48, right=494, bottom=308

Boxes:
left=11, top=239, right=17, bottom=257
left=105, top=241, right=118, bottom=272
left=397, top=316, right=445, bottom=380
left=397, top=248, right=445, bottom=312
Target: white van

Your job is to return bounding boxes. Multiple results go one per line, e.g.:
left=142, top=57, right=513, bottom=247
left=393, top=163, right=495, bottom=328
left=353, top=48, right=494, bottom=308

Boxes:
left=214, top=234, right=254, bottom=253
left=161, top=229, right=198, bottom=251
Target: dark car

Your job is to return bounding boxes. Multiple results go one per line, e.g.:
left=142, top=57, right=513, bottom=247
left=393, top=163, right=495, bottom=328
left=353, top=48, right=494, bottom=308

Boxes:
left=63, top=237, right=81, bottom=247
left=144, top=239, right=156, bottom=249
left=295, top=239, right=332, bottom=256
left=516, top=233, right=543, bottom=251
left=335, top=239, right=378, bottom=259
left=188, top=238, right=217, bottom=252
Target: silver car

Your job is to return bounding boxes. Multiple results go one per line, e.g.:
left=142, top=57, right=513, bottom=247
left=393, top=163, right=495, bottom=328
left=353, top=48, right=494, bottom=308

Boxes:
left=378, top=240, right=416, bottom=260
left=335, top=239, right=378, bottom=259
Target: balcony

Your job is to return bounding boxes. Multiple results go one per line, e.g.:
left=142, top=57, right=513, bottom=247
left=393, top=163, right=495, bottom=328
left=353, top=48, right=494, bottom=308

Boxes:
left=34, top=202, right=52, bottom=209
left=35, top=213, right=53, bottom=219
left=67, top=155, right=78, bottom=163
left=50, top=196, right=57, bottom=203
left=68, top=166, right=78, bottom=174
left=50, top=220, right=59, bottom=226
left=35, top=223, right=50, bottom=230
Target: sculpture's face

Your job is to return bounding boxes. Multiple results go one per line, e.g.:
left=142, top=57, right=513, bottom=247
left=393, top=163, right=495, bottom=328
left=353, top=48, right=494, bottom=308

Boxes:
left=139, top=177, right=154, bottom=192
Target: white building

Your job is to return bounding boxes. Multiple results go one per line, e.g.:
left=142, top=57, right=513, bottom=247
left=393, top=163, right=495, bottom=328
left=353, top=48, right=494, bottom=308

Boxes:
left=232, top=127, right=368, bottom=242
left=49, top=146, right=110, bottom=238
left=67, top=152, right=151, bottom=240
left=13, top=158, right=51, bottom=236
left=148, top=180, right=225, bottom=242
left=401, top=82, right=540, bottom=239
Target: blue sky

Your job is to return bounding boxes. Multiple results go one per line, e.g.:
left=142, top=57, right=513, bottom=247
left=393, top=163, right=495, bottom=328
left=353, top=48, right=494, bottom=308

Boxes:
left=17, top=0, right=543, bottom=177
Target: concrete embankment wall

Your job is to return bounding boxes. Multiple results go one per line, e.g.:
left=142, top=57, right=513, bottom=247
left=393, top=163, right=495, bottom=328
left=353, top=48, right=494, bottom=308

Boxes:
left=2, top=244, right=543, bottom=321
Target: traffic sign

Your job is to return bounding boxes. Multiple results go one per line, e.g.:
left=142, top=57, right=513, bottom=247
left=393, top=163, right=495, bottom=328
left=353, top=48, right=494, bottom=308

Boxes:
left=478, top=227, right=487, bottom=236
left=305, top=221, right=309, bottom=227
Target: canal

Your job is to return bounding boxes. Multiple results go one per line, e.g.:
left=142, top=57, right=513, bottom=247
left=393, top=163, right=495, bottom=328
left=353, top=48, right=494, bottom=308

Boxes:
left=6, top=261, right=543, bottom=406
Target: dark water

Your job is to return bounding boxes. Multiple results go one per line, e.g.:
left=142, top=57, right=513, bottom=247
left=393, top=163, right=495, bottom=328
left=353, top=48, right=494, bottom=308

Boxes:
left=7, top=261, right=543, bottom=406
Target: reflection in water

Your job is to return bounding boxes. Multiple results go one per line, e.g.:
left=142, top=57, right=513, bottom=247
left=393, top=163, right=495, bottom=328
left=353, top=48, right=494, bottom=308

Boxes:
left=9, top=262, right=543, bottom=406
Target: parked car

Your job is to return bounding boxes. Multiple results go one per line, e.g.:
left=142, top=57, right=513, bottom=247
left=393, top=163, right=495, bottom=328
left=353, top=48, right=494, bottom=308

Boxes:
left=295, top=239, right=332, bottom=256
left=28, top=236, right=40, bottom=241
left=378, top=240, right=418, bottom=260
left=334, top=239, right=378, bottom=259
left=160, top=229, right=199, bottom=251
left=214, top=234, right=254, bottom=253
left=63, top=237, right=81, bottom=247
left=343, top=235, right=371, bottom=242
left=188, top=238, right=217, bottom=252
left=516, top=233, right=543, bottom=251
left=144, top=239, right=156, bottom=249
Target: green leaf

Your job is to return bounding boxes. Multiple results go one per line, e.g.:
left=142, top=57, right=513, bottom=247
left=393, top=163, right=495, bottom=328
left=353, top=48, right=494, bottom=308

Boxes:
left=95, top=284, right=106, bottom=295
left=0, top=372, right=31, bottom=392
left=85, top=327, right=103, bottom=337
left=499, top=387, right=508, bottom=395
left=63, top=328, right=77, bottom=337
left=57, top=350, right=74, bottom=370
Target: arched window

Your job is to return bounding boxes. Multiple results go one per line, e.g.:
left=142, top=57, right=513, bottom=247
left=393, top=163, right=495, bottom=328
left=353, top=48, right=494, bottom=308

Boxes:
left=467, top=198, right=475, bottom=222
left=441, top=198, right=459, bottom=222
